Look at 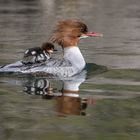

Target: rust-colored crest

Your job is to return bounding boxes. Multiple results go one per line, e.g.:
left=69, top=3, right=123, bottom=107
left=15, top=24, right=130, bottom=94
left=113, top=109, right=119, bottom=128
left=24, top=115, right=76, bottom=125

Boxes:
left=49, top=20, right=88, bottom=46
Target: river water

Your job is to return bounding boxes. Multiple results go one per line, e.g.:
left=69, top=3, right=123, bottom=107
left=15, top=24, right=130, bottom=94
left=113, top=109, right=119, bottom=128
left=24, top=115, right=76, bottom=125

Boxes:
left=0, top=0, right=140, bottom=140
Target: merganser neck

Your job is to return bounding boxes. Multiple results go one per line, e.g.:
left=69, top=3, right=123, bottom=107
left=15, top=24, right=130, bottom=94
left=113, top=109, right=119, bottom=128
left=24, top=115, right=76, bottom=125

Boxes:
left=63, top=46, right=85, bottom=71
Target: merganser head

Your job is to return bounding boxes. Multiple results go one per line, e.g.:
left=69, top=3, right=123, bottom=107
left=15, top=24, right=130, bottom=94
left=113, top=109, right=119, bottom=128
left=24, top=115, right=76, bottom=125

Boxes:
left=49, top=20, right=103, bottom=47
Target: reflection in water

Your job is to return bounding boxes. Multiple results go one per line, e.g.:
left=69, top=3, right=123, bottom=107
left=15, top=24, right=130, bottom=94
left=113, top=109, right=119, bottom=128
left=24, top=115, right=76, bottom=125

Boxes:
left=23, top=78, right=54, bottom=96
left=23, top=70, right=95, bottom=116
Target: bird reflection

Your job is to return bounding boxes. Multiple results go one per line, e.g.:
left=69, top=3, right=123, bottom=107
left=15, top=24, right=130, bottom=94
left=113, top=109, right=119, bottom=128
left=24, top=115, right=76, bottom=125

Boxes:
left=23, top=70, right=94, bottom=116
left=23, top=78, right=54, bottom=96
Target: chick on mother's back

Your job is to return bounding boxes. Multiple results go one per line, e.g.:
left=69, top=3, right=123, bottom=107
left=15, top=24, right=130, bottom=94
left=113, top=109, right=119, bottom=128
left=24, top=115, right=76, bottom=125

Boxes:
left=22, top=42, right=55, bottom=65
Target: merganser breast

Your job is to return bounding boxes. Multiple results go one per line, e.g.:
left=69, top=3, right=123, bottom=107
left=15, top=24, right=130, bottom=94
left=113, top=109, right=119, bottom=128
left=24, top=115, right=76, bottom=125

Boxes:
left=64, top=46, right=85, bottom=71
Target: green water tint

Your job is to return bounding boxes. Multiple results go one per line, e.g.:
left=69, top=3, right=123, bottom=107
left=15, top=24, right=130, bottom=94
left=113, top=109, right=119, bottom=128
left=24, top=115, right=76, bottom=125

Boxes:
left=86, top=63, right=107, bottom=77
left=85, top=65, right=140, bottom=92
left=0, top=86, right=139, bottom=140
left=103, top=69, right=140, bottom=81
left=86, top=63, right=140, bottom=81
left=79, top=65, right=140, bottom=139
left=0, top=65, right=140, bottom=140
left=88, top=98, right=140, bottom=140
left=83, top=83, right=140, bottom=92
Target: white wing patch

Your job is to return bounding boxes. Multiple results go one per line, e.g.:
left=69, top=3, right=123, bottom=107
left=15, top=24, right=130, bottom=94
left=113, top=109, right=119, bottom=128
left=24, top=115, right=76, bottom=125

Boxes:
left=31, top=51, right=36, bottom=55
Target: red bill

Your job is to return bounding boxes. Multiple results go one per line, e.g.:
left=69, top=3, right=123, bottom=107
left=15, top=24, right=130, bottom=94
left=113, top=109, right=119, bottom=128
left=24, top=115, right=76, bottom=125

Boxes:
left=86, top=32, right=103, bottom=37
left=80, top=32, right=103, bottom=39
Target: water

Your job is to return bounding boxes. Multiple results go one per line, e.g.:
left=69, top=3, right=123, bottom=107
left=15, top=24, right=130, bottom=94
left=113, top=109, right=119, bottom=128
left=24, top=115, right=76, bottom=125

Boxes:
left=0, top=0, right=140, bottom=139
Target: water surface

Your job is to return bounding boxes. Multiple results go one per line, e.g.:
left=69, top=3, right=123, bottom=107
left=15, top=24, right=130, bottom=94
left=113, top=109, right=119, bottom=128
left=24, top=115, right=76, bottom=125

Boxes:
left=0, top=0, right=140, bottom=140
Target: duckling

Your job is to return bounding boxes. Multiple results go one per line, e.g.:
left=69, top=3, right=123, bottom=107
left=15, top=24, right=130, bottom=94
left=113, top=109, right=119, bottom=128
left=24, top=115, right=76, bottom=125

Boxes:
left=22, top=42, right=55, bottom=65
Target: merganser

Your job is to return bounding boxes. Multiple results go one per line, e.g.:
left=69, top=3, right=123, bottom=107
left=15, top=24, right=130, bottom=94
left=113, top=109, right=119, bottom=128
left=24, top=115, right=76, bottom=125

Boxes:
left=22, top=42, right=55, bottom=65
left=0, top=20, right=103, bottom=77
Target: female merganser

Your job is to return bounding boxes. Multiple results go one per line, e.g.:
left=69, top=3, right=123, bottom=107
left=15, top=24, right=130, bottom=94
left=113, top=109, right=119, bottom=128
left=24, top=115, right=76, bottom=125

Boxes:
left=0, top=20, right=102, bottom=77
